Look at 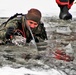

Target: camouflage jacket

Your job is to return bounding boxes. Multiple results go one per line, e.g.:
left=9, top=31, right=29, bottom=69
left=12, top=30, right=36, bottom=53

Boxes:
left=0, top=13, right=47, bottom=43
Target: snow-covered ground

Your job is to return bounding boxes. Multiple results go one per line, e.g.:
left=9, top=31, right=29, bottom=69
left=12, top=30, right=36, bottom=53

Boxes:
left=0, top=66, right=67, bottom=75
left=0, top=0, right=58, bottom=17
left=0, top=0, right=76, bottom=75
left=0, top=0, right=76, bottom=17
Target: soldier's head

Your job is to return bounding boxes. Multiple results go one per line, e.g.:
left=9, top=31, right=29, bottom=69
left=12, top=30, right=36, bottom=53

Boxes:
left=26, top=8, right=42, bottom=28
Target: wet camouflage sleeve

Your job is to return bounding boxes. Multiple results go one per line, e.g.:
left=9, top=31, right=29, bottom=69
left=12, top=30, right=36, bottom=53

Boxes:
left=0, top=17, right=22, bottom=40
left=33, top=22, right=47, bottom=42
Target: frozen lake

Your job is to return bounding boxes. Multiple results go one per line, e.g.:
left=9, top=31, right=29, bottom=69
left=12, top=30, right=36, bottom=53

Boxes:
left=0, top=0, right=76, bottom=75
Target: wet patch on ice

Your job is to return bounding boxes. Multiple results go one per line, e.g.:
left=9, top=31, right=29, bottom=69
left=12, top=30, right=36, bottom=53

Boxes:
left=0, top=17, right=76, bottom=75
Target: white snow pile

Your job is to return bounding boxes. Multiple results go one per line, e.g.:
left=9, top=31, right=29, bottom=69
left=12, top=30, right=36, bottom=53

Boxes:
left=0, top=66, right=67, bottom=75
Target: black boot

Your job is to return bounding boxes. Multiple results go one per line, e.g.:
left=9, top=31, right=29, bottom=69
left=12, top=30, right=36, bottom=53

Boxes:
left=59, top=5, right=72, bottom=20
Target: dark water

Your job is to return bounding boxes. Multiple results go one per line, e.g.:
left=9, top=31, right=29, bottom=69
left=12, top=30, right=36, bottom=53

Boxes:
left=0, top=17, right=76, bottom=75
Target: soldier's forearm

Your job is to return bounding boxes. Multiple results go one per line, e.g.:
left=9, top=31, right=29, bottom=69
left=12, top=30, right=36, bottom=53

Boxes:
left=0, top=30, right=6, bottom=39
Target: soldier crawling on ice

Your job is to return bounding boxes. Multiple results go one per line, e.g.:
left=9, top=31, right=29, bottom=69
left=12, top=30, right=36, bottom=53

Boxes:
left=0, top=8, right=47, bottom=45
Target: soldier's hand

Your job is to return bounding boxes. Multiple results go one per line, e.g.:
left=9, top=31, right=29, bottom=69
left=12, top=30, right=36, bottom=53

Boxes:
left=6, top=27, right=14, bottom=39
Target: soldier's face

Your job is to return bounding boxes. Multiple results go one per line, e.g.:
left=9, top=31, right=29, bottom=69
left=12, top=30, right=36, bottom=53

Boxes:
left=26, top=20, right=38, bottom=28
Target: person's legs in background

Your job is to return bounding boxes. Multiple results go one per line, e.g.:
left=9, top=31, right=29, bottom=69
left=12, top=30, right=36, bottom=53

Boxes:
left=56, top=0, right=74, bottom=20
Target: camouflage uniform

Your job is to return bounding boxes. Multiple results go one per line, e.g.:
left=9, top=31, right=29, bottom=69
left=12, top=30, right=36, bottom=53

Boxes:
left=0, top=14, right=47, bottom=43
